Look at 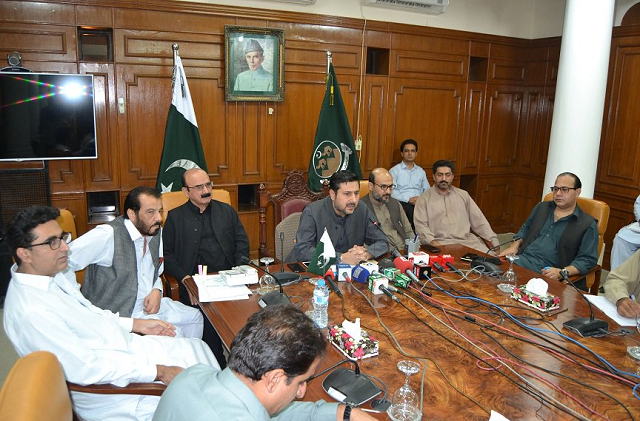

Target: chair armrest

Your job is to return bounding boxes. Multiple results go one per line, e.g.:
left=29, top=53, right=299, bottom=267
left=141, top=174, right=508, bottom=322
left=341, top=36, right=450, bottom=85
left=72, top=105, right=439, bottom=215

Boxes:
left=567, top=264, right=601, bottom=295
left=67, top=382, right=166, bottom=396
left=161, top=274, right=180, bottom=301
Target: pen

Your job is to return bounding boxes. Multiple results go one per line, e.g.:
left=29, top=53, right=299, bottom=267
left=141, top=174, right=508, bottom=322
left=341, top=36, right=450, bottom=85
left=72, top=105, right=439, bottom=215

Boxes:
left=414, top=233, right=418, bottom=242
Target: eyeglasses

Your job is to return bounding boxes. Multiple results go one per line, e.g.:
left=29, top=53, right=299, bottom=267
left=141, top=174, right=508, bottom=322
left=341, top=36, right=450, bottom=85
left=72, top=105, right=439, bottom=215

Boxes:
left=185, top=182, right=213, bottom=192
left=28, top=232, right=71, bottom=250
left=550, top=186, right=578, bottom=194
left=375, top=183, right=397, bottom=191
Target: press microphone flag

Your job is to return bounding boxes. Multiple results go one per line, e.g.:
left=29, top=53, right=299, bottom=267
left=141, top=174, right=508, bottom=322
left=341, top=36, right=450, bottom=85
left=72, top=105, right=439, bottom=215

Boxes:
left=308, top=228, right=336, bottom=275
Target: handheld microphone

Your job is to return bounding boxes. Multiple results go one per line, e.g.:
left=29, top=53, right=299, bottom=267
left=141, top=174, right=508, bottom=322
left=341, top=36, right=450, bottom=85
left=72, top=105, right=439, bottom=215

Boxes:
left=446, top=262, right=464, bottom=276
left=432, top=261, right=446, bottom=272
left=351, top=264, right=373, bottom=284
left=369, top=218, right=402, bottom=258
left=241, top=256, right=291, bottom=307
left=561, top=271, right=609, bottom=337
left=392, top=256, right=423, bottom=287
left=379, top=284, right=400, bottom=302
left=323, top=269, right=343, bottom=299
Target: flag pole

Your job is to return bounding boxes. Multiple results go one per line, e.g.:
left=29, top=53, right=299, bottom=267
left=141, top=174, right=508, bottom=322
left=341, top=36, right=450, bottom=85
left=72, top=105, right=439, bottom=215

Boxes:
left=326, top=51, right=332, bottom=75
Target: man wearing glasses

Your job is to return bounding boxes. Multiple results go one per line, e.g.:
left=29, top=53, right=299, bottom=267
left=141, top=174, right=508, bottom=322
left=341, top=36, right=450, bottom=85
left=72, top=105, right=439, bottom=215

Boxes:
left=68, top=187, right=203, bottom=341
left=360, top=168, right=414, bottom=252
left=3, top=205, right=218, bottom=420
left=500, top=172, right=598, bottom=287
left=163, top=168, right=249, bottom=369
left=390, top=139, right=430, bottom=229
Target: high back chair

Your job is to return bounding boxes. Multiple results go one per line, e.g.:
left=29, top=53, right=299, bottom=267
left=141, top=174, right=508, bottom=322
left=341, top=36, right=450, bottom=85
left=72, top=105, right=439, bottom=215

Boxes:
left=258, top=170, right=326, bottom=258
left=542, top=193, right=610, bottom=294
left=0, top=351, right=72, bottom=421
left=160, top=189, right=232, bottom=225
left=274, top=212, right=303, bottom=261
left=359, top=179, right=370, bottom=198
left=56, top=209, right=85, bottom=285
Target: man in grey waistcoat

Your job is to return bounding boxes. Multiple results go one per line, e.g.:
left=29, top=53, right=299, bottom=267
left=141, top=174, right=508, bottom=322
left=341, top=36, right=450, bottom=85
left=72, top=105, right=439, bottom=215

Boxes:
left=68, top=186, right=203, bottom=338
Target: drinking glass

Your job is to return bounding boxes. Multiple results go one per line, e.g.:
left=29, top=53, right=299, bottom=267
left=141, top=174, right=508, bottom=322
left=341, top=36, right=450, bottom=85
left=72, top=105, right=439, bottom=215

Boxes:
left=257, top=257, right=276, bottom=295
left=387, top=360, right=421, bottom=421
left=497, top=254, right=519, bottom=293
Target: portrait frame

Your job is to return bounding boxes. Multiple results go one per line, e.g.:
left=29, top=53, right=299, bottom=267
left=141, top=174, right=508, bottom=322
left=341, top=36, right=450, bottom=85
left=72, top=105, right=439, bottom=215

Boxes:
left=225, top=26, right=285, bottom=102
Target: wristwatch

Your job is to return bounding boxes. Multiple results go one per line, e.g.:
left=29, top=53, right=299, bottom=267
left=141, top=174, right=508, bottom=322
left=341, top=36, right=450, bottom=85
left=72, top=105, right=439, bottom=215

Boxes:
left=559, top=268, right=569, bottom=280
left=343, top=403, right=354, bottom=421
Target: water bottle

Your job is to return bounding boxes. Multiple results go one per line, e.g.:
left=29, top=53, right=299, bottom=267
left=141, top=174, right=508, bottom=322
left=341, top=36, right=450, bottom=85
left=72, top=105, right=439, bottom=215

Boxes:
left=312, top=280, right=330, bottom=328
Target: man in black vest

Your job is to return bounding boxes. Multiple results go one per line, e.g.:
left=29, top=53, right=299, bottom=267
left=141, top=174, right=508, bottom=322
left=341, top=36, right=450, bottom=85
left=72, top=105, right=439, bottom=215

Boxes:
left=500, top=172, right=598, bottom=288
left=360, top=168, right=414, bottom=253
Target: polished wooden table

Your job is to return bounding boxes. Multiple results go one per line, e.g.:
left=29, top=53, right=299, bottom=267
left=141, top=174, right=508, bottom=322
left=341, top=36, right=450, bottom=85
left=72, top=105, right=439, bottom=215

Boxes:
left=187, top=245, right=640, bottom=420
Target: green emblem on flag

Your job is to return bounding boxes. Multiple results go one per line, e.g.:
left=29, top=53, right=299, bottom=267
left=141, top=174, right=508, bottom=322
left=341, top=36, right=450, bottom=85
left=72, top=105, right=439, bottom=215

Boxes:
left=307, top=228, right=336, bottom=275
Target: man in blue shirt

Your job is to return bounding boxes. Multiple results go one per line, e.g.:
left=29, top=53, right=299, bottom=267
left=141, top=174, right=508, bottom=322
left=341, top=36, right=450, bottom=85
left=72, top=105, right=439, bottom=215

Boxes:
left=153, top=304, right=375, bottom=421
left=501, top=172, right=598, bottom=290
left=390, top=139, right=430, bottom=229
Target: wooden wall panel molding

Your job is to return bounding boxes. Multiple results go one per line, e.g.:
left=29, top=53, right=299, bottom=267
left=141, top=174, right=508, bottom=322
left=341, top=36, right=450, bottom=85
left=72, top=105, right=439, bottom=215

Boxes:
left=49, top=160, right=83, bottom=191
left=284, top=40, right=360, bottom=74
left=392, top=51, right=466, bottom=81
left=598, top=43, right=640, bottom=196
left=360, top=76, right=389, bottom=174
left=0, top=1, right=75, bottom=25
left=76, top=5, right=113, bottom=27
left=515, top=90, right=542, bottom=171
left=475, top=176, right=513, bottom=233
left=482, top=86, right=524, bottom=172
left=388, top=80, right=463, bottom=167
left=460, top=83, right=485, bottom=173
left=489, top=59, right=526, bottom=84
left=50, top=193, right=89, bottom=236
left=391, top=33, right=468, bottom=56
left=114, top=7, right=227, bottom=34
left=0, top=23, right=77, bottom=63
left=233, top=102, right=266, bottom=183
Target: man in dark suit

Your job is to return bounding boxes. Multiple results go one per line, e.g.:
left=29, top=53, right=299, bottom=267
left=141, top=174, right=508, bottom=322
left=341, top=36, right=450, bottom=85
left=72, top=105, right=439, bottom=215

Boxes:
left=163, top=168, right=250, bottom=368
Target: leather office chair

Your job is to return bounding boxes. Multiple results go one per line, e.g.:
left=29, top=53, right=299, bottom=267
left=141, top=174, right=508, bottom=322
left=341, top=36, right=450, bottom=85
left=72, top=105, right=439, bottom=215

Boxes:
left=542, top=193, right=610, bottom=294
left=160, top=189, right=231, bottom=299
left=56, top=209, right=85, bottom=285
left=0, top=351, right=72, bottom=421
left=359, top=179, right=370, bottom=198
left=258, top=170, right=326, bottom=258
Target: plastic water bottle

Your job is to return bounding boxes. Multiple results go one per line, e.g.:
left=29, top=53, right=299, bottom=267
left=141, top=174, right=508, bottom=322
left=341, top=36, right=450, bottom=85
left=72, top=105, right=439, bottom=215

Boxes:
left=312, top=280, right=330, bottom=328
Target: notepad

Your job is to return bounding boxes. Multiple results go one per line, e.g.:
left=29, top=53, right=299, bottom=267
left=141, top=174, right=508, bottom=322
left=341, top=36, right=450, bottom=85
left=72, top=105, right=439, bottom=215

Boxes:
left=192, top=274, right=252, bottom=302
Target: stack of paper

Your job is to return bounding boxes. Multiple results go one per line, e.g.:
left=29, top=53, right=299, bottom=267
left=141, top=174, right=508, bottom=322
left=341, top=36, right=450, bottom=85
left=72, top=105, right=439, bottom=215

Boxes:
left=193, top=274, right=252, bottom=302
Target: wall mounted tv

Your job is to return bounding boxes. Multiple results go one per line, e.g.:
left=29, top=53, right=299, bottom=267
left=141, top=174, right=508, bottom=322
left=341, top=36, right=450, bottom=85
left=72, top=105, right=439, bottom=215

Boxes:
left=0, top=72, right=97, bottom=162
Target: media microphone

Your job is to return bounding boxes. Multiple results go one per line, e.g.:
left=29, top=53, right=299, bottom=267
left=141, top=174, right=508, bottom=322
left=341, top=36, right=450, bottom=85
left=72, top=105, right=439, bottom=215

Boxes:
left=446, top=262, right=464, bottom=276
left=561, top=271, right=609, bottom=337
left=241, top=256, right=291, bottom=307
left=393, top=256, right=424, bottom=287
left=323, top=269, right=343, bottom=299
left=369, top=217, right=402, bottom=257
left=379, top=284, right=400, bottom=302
left=432, top=261, right=446, bottom=272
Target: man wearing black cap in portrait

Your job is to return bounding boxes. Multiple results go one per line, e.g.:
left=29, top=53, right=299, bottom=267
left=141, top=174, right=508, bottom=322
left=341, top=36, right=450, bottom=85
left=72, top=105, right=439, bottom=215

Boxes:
left=233, top=39, right=273, bottom=91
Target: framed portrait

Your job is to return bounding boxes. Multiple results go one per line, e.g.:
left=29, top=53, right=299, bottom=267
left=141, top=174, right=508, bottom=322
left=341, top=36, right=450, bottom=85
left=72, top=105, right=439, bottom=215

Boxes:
left=225, top=26, right=285, bottom=102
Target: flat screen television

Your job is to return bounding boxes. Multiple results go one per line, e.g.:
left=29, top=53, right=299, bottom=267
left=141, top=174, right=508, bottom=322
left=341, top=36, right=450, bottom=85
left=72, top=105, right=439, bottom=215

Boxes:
left=0, top=72, right=97, bottom=161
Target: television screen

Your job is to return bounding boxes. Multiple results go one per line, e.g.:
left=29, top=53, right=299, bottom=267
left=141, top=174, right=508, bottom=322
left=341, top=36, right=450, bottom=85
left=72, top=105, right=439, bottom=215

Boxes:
left=0, top=72, right=97, bottom=161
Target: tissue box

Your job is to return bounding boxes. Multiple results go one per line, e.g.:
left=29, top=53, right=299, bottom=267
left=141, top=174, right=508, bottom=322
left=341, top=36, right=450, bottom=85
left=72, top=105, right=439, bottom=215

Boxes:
left=511, top=286, right=561, bottom=312
left=328, top=324, right=379, bottom=360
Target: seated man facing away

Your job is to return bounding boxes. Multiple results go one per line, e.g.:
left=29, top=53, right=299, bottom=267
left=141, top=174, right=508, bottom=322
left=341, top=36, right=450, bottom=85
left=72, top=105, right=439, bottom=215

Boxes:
left=153, top=304, right=375, bottom=421
left=390, top=138, right=430, bottom=229
left=604, top=248, right=640, bottom=318
left=163, top=168, right=250, bottom=369
left=360, top=167, right=414, bottom=253
left=3, top=206, right=218, bottom=421
left=501, top=172, right=598, bottom=287
left=69, top=186, right=203, bottom=339
left=610, top=193, right=640, bottom=270
left=413, top=159, right=499, bottom=251
left=291, top=170, right=388, bottom=264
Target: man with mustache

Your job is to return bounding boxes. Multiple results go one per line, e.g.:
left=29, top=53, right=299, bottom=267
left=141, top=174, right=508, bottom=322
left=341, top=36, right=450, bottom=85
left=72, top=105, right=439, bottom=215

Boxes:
left=360, top=168, right=414, bottom=252
left=414, top=160, right=499, bottom=252
left=291, top=170, right=388, bottom=264
left=69, top=186, right=204, bottom=339
left=163, top=168, right=249, bottom=369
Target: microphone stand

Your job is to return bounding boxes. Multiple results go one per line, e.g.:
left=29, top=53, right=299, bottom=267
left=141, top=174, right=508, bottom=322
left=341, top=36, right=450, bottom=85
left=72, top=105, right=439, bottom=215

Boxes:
left=241, top=256, right=291, bottom=307
left=369, top=218, right=403, bottom=258
left=266, top=236, right=300, bottom=285
left=561, top=272, right=609, bottom=337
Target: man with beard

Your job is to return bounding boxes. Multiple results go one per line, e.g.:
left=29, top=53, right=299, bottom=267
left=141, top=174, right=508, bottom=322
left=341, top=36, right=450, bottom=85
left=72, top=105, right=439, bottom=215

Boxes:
left=291, top=170, right=388, bottom=264
left=69, top=186, right=204, bottom=339
left=360, top=168, right=414, bottom=252
left=500, top=172, right=598, bottom=288
left=414, top=160, right=499, bottom=252
left=163, top=168, right=249, bottom=368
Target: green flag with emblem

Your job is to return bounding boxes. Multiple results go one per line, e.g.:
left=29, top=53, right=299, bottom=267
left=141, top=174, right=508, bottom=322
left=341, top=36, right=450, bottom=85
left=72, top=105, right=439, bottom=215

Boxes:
left=308, top=63, right=362, bottom=192
left=307, top=228, right=336, bottom=275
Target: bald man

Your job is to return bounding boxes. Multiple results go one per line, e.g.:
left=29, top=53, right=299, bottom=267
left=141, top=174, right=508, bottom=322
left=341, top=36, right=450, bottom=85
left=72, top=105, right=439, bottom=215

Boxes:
left=360, top=168, right=414, bottom=252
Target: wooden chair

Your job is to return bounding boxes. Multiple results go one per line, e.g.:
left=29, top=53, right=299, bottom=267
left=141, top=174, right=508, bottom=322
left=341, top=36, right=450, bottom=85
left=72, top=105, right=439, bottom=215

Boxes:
left=0, top=351, right=72, bottom=421
left=258, top=170, right=326, bottom=258
left=542, top=193, right=610, bottom=294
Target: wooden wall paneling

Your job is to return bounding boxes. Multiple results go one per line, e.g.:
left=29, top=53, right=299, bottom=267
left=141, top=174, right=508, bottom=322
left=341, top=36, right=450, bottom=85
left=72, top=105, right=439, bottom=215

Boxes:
left=481, top=85, right=524, bottom=173
left=488, top=58, right=526, bottom=85
left=390, top=50, right=467, bottom=82
left=114, top=7, right=227, bottom=35
left=475, top=176, right=513, bottom=233
left=514, top=88, right=543, bottom=172
left=76, top=5, right=114, bottom=27
left=0, top=23, right=77, bottom=63
left=80, top=63, right=120, bottom=190
left=238, top=210, right=261, bottom=258
left=50, top=193, right=89, bottom=237
left=459, top=82, right=485, bottom=174
left=597, top=42, right=640, bottom=198
left=387, top=79, right=464, bottom=168
left=508, top=175, right=545, bottom=232
left=359, top=74, right=390, bottom=173
left=0, top=1, right=75, bottom=25
left=391, top=32, right=468, bottom=56
left=232, top=102, right=268, bottom=184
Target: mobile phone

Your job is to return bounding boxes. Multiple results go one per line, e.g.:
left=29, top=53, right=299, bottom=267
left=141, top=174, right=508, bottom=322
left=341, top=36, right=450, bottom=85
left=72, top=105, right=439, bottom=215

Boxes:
left=461, top=252, right=479, bottom=262
left=287, top=263, right=306, bottom=273
left=424, top=244, right=441, bottom=253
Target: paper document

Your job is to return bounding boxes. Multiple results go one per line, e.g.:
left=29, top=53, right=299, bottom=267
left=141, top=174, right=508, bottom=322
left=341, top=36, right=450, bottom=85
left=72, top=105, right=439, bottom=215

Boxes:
left=586, top=295, right=637, bottom=327
left=193, top=274, right=252, bottom=302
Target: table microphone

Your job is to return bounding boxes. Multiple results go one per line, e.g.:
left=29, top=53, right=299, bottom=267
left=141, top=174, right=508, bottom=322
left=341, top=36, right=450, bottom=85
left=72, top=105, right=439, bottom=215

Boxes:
left=323, top=269, right=343, bottom=299
left=268, top=232, right=301, bottom=285
left=241, top=256, right=291, bottom=307
left=480, top=235, right=522, bottom=262
left=379, top=284, right=400, bottom=302
left=446, top=262, right=464, bottom=276
left=369, top=218, right=402, bottom=258
left=560, top=271, right=609, bottom=337
left=393, top=256, right=424, bottom=287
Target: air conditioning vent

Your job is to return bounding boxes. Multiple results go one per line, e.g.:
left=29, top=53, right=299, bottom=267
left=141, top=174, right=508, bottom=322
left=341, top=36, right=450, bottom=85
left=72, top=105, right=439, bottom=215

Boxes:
left=362, top=0, right=449, bottom=15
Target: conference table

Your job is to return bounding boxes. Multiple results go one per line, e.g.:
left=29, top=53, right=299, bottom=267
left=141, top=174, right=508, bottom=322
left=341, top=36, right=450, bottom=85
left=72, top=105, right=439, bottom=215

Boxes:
left=186, top=244, right=640, bottom=420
